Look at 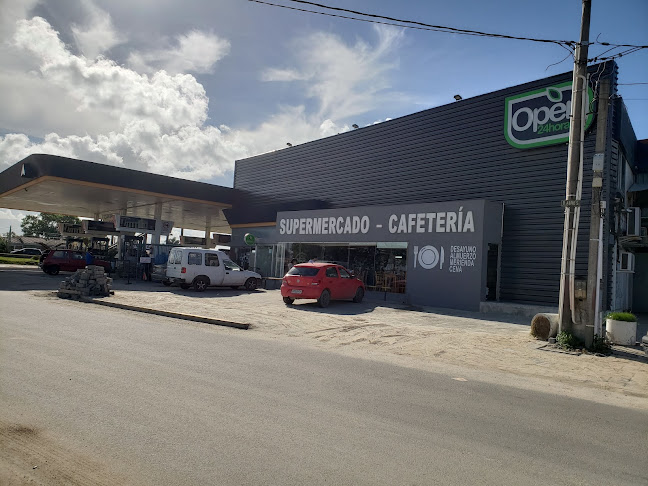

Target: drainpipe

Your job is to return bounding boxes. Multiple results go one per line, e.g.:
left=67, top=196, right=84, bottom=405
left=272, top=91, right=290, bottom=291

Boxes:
left=587, top=78, right=611, bottom=343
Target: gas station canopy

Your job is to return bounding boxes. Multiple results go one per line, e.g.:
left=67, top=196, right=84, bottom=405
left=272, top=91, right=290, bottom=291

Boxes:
left=0, top=154, right=242, bottom=234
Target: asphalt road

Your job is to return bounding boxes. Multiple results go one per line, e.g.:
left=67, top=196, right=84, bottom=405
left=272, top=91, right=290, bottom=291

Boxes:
left=1, top=285, right=647, bottom=485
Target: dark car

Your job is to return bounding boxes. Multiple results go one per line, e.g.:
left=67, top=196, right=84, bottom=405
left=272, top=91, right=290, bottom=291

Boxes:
left=281, top=262, right=365, bottom=307
left=10, top=248, right=42, bottom=256
left=40, top=249, right=111, bottom=275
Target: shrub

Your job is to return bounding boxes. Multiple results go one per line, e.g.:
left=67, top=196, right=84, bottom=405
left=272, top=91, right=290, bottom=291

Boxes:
left=589, top=334, right=612, bottom=354
left=606, top=312, right=637, bottom=322
left=555, top=331, right=583, bottom=350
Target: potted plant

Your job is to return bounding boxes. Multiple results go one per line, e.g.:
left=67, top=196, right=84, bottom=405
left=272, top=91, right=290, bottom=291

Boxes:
left=605, top=312, right=638, bottom=345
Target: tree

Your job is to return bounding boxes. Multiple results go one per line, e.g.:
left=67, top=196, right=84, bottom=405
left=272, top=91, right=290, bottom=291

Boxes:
left=21, top=213, right=81, bottom=238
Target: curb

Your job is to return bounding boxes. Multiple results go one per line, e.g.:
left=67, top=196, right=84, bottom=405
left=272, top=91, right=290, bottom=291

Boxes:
left=81, top=297, right=250, bottom=330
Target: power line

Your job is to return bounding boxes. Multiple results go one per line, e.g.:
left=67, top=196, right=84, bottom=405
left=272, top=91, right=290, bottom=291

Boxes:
left=618, top=82, right=648, bottom=85
left=280, top=0, right=648, bottom=50
left=249, top=0, right=573, bottom=47
left=249, top=0, right=648, bottom=70
left=588, top=46, right=645, bottom=63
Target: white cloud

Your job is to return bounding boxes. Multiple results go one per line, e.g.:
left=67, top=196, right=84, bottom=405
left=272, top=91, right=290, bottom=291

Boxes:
left=0, top=0, right=40, bottom=43
left=261, top=68, right=308, bottom=82
left=12, top=18, right=209, bottom=131
left=261, top=25, right=404, bottom=120
left=0, top=16, right=404, bottom=185
left=128, top=30, right=231, bottom=75
left=71, top=0, right=125, bottom=59
left=1, top=17, right=246, bottom=180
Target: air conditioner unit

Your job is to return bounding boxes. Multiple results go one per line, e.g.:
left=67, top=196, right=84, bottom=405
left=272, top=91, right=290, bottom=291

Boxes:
left=618, top=251, right=635, bottom=272
left=627, top=207, right=641, bottom=236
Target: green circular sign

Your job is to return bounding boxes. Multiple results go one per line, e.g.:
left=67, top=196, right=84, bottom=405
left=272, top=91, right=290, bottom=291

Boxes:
left=244, top=233, right=256, bottom=246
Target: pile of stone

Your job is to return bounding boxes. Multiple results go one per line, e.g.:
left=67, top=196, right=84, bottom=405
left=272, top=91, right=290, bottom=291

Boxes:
left=57, top=265, right=114, bottom=299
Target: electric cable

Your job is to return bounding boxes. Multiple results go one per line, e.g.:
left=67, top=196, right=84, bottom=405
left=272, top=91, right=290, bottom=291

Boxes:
left=248, top=0, right=648, bottom=72
left=545, top=51, right=574, bottom=71
left=272, top=0, right=648, bottom=50
left=248, top=0, right=574, bottom=47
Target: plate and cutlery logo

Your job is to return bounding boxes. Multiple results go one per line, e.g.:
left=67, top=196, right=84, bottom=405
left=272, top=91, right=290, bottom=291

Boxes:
left=414, top=245, right=477, bottom=273
left=413, top=245, right=444, bottom=270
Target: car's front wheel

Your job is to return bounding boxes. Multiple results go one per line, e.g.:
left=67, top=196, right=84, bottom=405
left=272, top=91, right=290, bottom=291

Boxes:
left=244, top=278, right=258, bottom=291
left=318, top=289, right=331, bottom=308
left=45, top=265, right=60, bottom=275
left=352, top=287, right=364, bottom=303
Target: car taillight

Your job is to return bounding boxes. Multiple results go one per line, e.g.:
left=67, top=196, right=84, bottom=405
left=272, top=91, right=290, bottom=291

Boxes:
left=181, top=267, right=186, bottom=274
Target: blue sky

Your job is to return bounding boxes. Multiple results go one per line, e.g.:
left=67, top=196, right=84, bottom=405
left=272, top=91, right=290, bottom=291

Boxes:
left=0, top=0, right=646, bottom=234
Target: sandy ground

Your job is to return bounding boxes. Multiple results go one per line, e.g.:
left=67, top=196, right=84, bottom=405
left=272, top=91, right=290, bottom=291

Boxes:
left=74, top=281, right=648, bottom=410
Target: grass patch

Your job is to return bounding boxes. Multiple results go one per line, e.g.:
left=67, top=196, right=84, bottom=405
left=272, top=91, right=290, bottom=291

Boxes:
left=606, top=312, right=637, bottom=322
left=0, top=256, right=39, bottom=265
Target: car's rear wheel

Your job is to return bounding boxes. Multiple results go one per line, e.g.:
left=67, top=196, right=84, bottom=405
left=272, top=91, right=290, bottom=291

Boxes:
left=46, top=265, right=60, bottom=275
left=244, top=278, right=258, bottom=291
left=352, top=287, right=364, bottom=303
left=318, top=289, right=331, bottom=308
left=283, top=297, right=294, bottom=305
left=162, top=280, right=172, bottom=287
left=193, top=276, right=209, bottom=292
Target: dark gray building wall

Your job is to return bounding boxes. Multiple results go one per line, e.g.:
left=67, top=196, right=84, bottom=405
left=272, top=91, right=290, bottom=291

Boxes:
left=234, top=66, right=620, bottom=306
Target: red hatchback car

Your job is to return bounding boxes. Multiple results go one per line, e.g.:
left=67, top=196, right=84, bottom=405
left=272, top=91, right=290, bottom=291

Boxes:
left=281, top=262, right=365, bottom=307
left=40, top=249, right=111, bottom=275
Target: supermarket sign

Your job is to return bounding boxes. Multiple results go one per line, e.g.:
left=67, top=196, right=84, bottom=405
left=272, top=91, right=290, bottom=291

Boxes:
left=504, top=81, right=594, bottom=149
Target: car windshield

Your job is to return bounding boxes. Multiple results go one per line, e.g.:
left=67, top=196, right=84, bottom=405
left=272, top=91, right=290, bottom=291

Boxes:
left=287, top=266, right=320, bottom=277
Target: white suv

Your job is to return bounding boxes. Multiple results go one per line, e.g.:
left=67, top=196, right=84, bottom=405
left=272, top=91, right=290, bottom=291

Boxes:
left=164, top=248, right=261, bottom=292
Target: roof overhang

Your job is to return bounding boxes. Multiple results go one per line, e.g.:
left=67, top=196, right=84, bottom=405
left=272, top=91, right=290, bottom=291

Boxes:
left=0, top=154, right=241, bottom=234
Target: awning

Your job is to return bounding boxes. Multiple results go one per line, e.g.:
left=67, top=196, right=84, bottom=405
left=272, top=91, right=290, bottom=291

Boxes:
left=0, top=154, right=243, bottom=233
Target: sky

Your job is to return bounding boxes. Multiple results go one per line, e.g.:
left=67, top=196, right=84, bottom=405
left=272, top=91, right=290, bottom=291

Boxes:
left=1, top=0, right=646, bottom=235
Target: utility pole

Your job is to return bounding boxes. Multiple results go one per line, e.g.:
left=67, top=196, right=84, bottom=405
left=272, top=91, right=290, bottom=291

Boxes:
left=558, top=0, right=591, bottom=336
left=585, top=77, right=611, bottom=343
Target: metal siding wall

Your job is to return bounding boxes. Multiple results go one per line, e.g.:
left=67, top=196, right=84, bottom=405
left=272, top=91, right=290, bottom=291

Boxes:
left=234, top=74, right=608, bottom=306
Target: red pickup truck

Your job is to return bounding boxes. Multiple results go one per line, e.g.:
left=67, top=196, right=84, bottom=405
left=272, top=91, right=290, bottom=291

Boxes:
left=40, top=249, right=111, bottom=275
